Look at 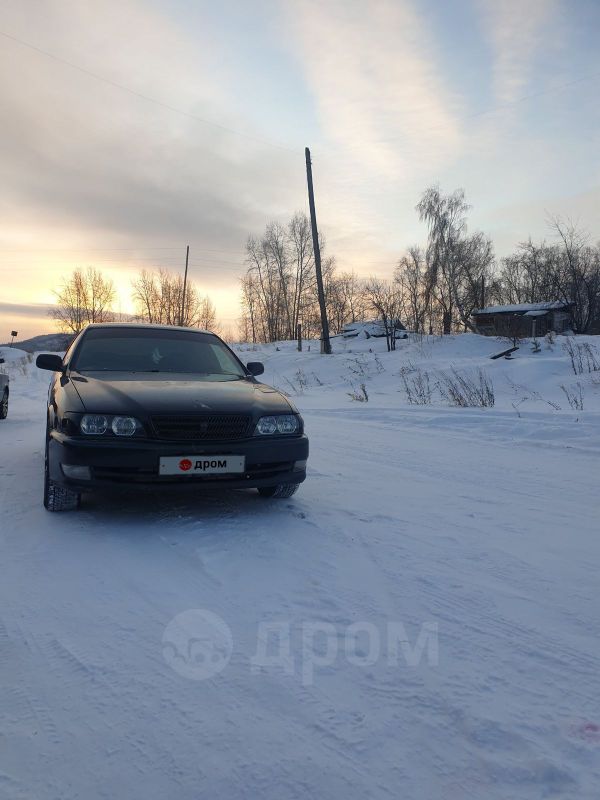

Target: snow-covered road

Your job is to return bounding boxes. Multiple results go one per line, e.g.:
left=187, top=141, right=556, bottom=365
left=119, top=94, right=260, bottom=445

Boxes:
left=1, top=360, right=599, bottom=799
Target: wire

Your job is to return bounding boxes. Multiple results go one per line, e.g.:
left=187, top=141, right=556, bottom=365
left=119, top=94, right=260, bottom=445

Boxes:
left=2, top=27, right=597, bottom=163
left=0, top=29, right=298, bottom=154
left=461, top=71, right=600, bottom=123
left=308, top=70, right=600, bottom=160
left=0, top=246, right=234, bottom=252
left=0, top=262, right=246, bottom=273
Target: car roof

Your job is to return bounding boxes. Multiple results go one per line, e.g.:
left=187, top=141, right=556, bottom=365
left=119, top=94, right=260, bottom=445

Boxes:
left=83, top=323, right=213, bottom=335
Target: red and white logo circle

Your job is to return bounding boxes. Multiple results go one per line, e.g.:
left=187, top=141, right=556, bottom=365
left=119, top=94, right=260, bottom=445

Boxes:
left=179, top=458, right=193, bottom=472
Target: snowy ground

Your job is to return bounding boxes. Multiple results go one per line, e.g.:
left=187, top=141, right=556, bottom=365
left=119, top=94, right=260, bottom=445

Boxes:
left=1, top=334, right=599, bottom=799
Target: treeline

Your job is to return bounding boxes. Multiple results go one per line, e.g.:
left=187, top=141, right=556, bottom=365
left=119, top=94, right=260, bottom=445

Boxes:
left=131, top=269, right=217, bottom=330
left=51, top=267, right=218, bottom=334
left=49, top=186, right=600, bottom=343
left=239, top=212, right=373, bottom=344
left=493, top=228, right=600, bottom=333
left=399, top=186, right=600, bottom=335
left=240, top=186, right=600, bottom=344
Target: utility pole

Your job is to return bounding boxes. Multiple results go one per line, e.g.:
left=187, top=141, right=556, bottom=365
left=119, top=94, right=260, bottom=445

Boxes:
left=180, top=245, right=190, bottom=327
left=305, top=147, right=331, bottom=354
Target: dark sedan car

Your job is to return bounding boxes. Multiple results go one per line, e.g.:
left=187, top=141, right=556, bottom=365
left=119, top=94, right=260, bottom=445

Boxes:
left=36, top=324, right=308, bottom=511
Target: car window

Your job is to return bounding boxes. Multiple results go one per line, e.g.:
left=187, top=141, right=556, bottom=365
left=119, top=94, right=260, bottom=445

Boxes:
left=71, top=328, right=246, bottom=377
left=63, top=334, right=80, bottom=365
left=208, top=342, right=244, bottom=374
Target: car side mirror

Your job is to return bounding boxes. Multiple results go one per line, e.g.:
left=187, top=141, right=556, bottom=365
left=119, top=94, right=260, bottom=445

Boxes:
left=246, top=361, right=264, bottom=376
left=36, top=353, right=64, bottom=372
left=0, top=358, right=4, bottom=364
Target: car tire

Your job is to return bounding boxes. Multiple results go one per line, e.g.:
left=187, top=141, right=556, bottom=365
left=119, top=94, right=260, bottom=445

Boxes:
left=43, top=433, right=81, bottom=512
left=258, top=483, right=300, bottom=499
left=0, top=389, right=8, bottom=419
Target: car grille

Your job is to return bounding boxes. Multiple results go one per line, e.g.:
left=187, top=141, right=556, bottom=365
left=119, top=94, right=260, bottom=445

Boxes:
left=93, top=461, right=295, bottom=484
left=151, top=415, right=252, bottom=441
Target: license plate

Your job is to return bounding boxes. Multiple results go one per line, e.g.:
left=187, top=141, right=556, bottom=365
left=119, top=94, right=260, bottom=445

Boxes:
left=159, top=455, right=246, bottom=476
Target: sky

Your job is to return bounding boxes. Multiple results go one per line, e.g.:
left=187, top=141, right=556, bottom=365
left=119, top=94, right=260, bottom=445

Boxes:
left=0, top=0, right=599, bottom=340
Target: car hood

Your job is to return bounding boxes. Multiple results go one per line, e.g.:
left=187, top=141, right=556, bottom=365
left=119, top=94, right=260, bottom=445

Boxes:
left=68, top=372, right=293, bottom=417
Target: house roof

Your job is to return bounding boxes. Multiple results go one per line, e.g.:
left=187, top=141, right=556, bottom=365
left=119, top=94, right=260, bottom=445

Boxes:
left=474, top=301, right=570, bottom=316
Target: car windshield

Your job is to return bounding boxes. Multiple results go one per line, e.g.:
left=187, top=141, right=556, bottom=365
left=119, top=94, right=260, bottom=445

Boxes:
left=71, top=327, right=247, bottom=378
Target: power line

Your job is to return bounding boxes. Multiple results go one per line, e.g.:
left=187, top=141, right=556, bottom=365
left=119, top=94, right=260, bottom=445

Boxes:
left=0, top=246, right=243, bottom=253
left=2, top=28, right=597, bottom=171
left=0, top=29, right=298, bottom=154
left=460, top=70, right=600, bottom=123
left=0, top=263, right=246, bottom=274
left=0, top=255, right=246, bottom=265
left=310, top=70, right=600, bottom=161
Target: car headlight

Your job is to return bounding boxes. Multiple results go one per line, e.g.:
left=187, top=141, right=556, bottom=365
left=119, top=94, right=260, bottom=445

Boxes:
left=80, top=414, right=108, bottom=435
left=255, top=414, right=300, bottom=435
left=80, top=414, right=141, bottom=436
left=111, top=416, right=139, bottom=436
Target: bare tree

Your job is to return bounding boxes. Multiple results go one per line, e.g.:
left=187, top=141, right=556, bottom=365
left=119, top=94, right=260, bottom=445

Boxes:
left=239, top=272, right=259, bottom=343
left=494, top=221, right=600, bottom=333
left=236, top=314, right=254, bottom=343
left=132, top=269, right=218, bottom=330
left=265, top=221, right=293, bottom=338
left=50, top=267, right=115, bottom=333
left=498, top=240, right=561, bottom=305
left=550, top=217, right=600, bottom=333
left=288, top=212, right=315, bottom=334
left=364, top=278, right=404, bottom=351
left=417, top=185, right=470, bottom=334
left=396, top=246, right=427, bottom=333
left=242, top=213, right=347, bottom=342
left=452, top=232, right=495, bottom=331
left=197, top=295, right=218, bottom=332
left=413, top=186, right=496, bottom=333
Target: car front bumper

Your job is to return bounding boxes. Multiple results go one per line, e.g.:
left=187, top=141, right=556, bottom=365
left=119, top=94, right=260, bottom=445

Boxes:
left=48, top=431, right=309, bottom=492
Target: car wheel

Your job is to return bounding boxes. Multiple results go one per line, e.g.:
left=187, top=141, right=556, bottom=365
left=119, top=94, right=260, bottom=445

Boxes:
left=43, top=432, right=80, bottom=512
left=258, top=483, right=300, bottom=499
left=0, top=389, right=8, bottom=419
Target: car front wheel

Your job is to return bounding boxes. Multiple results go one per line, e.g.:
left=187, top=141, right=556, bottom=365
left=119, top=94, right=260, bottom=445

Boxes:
left=44, top=434, right=80, bottom=512
left=258, top=483, right=300, bottom=499
left=0, top=389, right=8, bottom=419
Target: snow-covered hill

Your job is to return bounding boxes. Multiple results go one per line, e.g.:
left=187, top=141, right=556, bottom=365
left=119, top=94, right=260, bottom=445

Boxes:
left=1, top=332, right=599, bottom=799
left=1, top=332, right=74, bottom=352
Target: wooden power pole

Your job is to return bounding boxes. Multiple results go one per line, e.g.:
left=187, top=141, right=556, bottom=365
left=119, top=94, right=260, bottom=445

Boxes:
left=305, top=147, right=331, bottom=354
left=180, top=245, right=190, bottom=326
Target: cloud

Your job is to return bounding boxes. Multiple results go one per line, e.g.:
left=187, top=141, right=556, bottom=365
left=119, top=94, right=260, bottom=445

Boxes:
left=0, top=301, right=52, bottom=318
left=283, top=0, right=463, bottom=181
left=274, top=0, right=468, bottom=273
left=0, top=0, right=597, bottom=320
left=0, top=0, right=301, bottom=252
left=477, top=0, right=561, bottom=104
left=0, top=302, right=54, bottom=341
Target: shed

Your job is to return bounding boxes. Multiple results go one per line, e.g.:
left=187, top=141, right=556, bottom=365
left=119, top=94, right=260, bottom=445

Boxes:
left=472, top=301, right=573, bottom=337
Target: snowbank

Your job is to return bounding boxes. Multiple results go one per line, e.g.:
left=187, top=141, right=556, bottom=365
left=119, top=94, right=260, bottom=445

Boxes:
left=0, top=345, right=28, bottom=363
left=234, top=332, right=600, bottom=420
